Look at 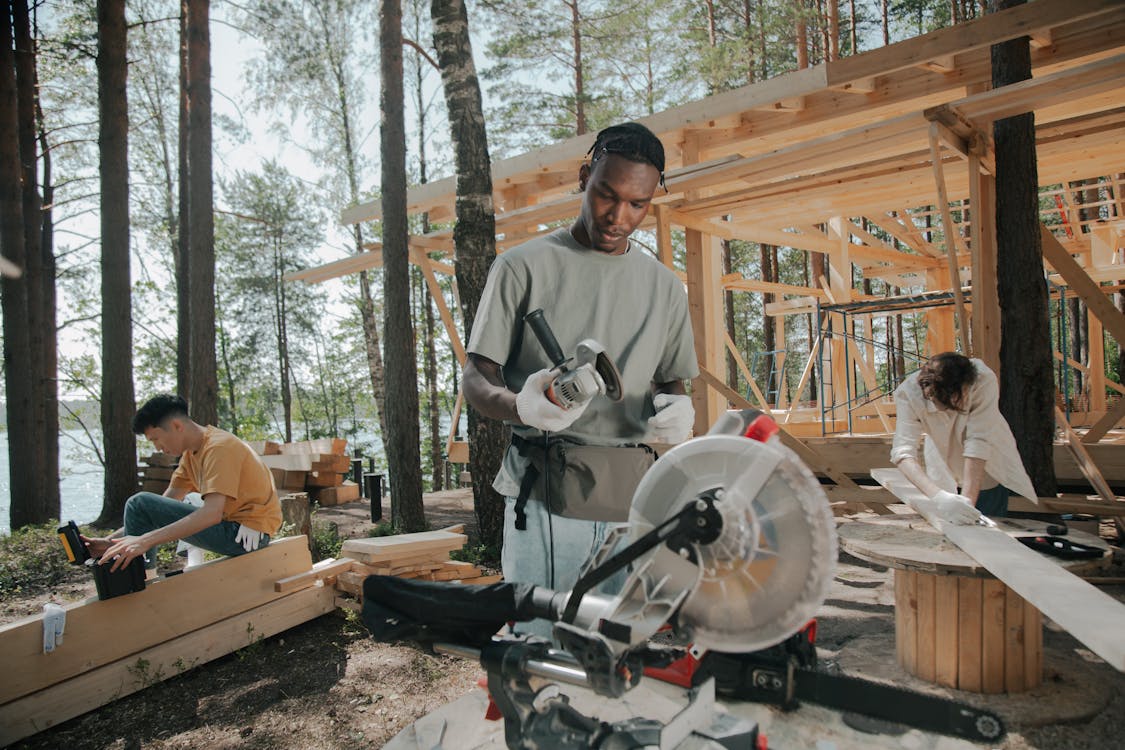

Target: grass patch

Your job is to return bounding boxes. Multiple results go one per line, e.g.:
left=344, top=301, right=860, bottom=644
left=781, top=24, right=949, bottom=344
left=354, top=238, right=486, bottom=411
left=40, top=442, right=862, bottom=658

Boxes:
left=310, top=519, right=343, bottom=561
left=0, top=521, right=97, bottom=600
left=449, top=542, right=500, bottom=567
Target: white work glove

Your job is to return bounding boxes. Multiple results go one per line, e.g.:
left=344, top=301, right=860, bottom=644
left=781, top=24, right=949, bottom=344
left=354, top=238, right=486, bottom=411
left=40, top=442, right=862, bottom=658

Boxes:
left=234, top=524, right=263, bottom=553
left=930, top=490, right=983, bottom=526
left=515, top=369, right=591, bottom=433
left=645, top=394, right=695, bottom=444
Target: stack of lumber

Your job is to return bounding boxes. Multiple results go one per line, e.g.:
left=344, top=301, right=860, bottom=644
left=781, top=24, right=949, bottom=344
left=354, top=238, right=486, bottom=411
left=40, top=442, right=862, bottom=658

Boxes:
left=331, top=528, right=502, bottom=603
left=0, top=537, right=330, bottom=746
left=136, top=452, right=179, bottom=493
left=256, top=438, right=360, bottom=506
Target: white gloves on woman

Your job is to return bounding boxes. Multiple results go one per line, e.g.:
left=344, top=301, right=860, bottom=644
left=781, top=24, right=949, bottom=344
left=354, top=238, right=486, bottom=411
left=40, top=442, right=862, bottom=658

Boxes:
left=515, top=369, right=590, bottom=432
left=645, top=394, right=695, bottom=444
left=930, top=490, right=983, bottom=526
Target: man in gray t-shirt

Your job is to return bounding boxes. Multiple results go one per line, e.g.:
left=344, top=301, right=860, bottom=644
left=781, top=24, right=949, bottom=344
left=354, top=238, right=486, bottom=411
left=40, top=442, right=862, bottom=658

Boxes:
left=463, top=122, right=699, bottom=607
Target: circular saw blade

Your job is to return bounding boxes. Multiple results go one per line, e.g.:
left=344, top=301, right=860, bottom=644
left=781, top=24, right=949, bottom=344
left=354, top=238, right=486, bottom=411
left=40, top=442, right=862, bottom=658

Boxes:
left=628, top=433, right=837, bottom=652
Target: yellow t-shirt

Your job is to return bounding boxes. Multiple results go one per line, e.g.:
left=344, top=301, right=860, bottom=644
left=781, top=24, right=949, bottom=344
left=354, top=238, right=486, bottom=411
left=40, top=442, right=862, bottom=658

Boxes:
left=168, top=426, right=282, bottom=535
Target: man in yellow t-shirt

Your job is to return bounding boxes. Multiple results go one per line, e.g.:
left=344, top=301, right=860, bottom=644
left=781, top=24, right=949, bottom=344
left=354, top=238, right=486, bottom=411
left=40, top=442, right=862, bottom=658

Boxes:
left=84, top=394, right=282, bottom=572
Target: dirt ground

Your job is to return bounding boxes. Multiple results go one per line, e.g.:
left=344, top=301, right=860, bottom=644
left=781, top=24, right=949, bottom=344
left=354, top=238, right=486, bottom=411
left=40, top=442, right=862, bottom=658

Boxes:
left=5, top=496, right=1125, bottom=750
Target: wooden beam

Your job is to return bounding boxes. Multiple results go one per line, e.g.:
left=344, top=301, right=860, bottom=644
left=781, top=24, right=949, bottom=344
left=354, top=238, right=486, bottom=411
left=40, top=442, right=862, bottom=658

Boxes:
left=1040, top=223, right=1125, bottom=348
left=415, top=250, right=466, bottom=365
left=928, top=124, right=970, bottom=354
left=1082, top=396, right=1125, bottom=445
left=0, top=583, right=336, bottom=747
left=0, top=536, right=313, bottom=706
left=824, top=0, right=1121, bottom=89
left=872, top=467, right=1125, bottom=671
left=1056, top=406, right=1116, bottom=504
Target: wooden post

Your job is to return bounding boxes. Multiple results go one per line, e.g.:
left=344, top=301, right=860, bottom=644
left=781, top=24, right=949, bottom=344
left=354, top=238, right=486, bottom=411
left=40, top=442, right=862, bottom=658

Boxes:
left=969, top=156, right=1000, bottom=372
left=682, top=134, right=725, bottom=429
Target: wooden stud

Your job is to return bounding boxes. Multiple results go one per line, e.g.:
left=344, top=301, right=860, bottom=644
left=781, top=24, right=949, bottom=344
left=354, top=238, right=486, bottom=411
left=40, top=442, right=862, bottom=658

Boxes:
left=928, top=124, right=970, bottom=355
left=1024, top=602, right=1044, bottom=690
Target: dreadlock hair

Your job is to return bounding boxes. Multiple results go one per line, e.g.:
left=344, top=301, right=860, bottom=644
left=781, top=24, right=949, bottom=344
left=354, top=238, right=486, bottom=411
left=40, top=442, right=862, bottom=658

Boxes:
left=132, top=393, right=190, bottom=434
left=917, top=352, right=977, bottom=412
left=585, top=122, right=666, bottom=189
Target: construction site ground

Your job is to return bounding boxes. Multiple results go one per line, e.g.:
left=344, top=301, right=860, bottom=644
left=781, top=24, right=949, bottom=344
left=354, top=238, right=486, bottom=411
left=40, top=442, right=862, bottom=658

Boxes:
left=4, top=492, right=1124, bottom=750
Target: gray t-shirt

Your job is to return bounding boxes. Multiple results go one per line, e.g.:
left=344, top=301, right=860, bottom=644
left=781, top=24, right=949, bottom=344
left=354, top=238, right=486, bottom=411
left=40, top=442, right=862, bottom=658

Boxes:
left=467, top=227, right=698, bottom=496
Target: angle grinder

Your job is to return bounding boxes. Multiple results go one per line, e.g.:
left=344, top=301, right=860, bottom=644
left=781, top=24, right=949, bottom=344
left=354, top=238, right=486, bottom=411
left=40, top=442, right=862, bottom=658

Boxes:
left=524, top=308, right=623, bottom=410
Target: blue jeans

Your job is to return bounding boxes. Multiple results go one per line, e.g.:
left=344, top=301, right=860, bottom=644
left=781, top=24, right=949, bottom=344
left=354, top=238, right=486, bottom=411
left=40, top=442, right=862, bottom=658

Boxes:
left=502, top=496, right=626, bottom=639
left=975, top=484, right=1010, bottom=518
left=124, top=492, right=271, bottom=567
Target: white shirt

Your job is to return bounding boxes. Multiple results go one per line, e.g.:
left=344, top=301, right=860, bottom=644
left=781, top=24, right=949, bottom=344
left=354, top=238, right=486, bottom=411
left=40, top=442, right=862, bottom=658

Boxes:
left=890, top=359, right=1037, bottom=501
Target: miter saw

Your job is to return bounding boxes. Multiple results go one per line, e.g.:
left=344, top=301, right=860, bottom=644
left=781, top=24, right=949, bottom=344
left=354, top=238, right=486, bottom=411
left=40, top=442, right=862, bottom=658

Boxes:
left=362, top=410, right=1005, bottom=748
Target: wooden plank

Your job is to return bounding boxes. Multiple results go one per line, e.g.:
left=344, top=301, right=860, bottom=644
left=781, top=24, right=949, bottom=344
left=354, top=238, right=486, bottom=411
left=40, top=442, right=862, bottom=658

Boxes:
left=260, top=454, right=315, bottom=472
left=340, top=530, right=467, bottom=565
left=894, top=571, right=908, bottom=669
left=0, top=536, right=313, bottom=705
left=981, top=579, right=1007, bottom=694
left=934, top=574, right=960, bottom=688
left=915, top=573, right=937, bottom=682
left=278, top=438, right=347, bottom=456
left=824, top=0, right=1120, bottom=88
left=1082, top=393, right=1125, bottom=444
left=274, top=557, right=357, bottom=594
left=957, top=577, right=983, bottom=692
left=1041, top=223, right=1125, bottom=348
left=1024, top=602, right=1042, bottom=690
left=898, top=569, right=918, bottom=674
left=1055, top=406, right=1117, bottom=503
left=928, top=124, right=970, bottom=355
left=873, top=467, right=1125, bottom=671
left=0, top=583, right=336, bottom=747
left=1004, top=586, right=1026, bottom=691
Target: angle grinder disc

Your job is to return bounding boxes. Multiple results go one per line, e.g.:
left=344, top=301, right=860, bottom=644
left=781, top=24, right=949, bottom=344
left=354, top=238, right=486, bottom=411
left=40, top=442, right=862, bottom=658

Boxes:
left=628, top=433, right=837, bottom=652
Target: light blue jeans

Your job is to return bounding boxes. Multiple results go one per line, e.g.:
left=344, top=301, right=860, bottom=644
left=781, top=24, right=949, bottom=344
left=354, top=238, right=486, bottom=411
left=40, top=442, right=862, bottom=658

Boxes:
left=124, top=492, right=270, bottom=567
left=502, top=496, right=626, bottom=639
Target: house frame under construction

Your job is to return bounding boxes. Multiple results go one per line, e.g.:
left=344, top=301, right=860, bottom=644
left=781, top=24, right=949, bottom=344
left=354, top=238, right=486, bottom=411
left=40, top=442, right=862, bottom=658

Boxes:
left=293, top=0, right=1125, bottom=499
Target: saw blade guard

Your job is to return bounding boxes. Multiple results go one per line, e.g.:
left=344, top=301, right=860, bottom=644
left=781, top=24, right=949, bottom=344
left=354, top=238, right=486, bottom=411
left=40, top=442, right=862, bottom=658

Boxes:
left=627, top=432, right=837, bottom=653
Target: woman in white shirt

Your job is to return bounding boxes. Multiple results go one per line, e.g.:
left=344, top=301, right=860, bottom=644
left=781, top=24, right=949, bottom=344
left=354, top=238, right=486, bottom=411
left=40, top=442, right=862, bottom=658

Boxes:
left=891, top=352, right=1037, bottom=522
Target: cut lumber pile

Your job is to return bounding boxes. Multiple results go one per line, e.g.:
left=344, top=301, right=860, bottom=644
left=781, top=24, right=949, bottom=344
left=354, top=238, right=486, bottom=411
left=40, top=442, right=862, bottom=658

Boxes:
left=136, top=452, right=178, bottom=494
left=0, top=537, right=330, bottom=746
left=253, top=437, right=358, bottom=505
left=333, top=528, right=502, bottom=602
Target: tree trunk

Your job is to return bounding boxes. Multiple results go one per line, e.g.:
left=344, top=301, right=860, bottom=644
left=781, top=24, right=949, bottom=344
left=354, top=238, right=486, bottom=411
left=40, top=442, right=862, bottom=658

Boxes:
left=95, top=0, right=136, bottom=527
left=795, top=0, right=809, bottom=69
left=274, top=235, right=293, bottom=442
left=568, top=0, right=586, bottom=135
left=187, top=0, right=217, bottom=426
left=761, top=243, right=777, bottom=397
left=432, top=0, right=504, bottom=553
left=991, top=0, right=1056, bottom=496
left=14, top=0, right=53, bottom=521
left=176, top=0, right=190, bottom=400
left=1, top=0, right=38, bottom=529
left=381, top=0, right=425, bottom=532
left=36, top=47, right=61, bottom=523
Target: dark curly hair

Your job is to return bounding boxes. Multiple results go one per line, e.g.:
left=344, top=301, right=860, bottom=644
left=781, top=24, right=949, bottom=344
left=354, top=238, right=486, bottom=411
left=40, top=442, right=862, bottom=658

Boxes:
left=585, top=122, right=666, bottom=189
left=917, top=352, right=976, bottom=411
left=132, top=393, right=190, bottom=434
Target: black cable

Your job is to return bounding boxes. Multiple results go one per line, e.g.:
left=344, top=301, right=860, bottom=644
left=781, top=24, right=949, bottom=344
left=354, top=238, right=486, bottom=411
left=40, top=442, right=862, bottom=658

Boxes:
left=544, top=430, right=556, bottom=589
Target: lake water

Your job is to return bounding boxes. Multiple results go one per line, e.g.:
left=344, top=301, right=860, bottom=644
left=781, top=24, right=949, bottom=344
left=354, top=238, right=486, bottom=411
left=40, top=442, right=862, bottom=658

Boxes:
left=0, top=429, right=106, bottom=535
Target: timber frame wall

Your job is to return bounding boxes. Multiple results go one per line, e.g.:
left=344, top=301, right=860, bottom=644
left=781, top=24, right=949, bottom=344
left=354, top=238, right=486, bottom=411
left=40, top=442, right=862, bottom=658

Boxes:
left=293, top=0, right=1125, bottom=469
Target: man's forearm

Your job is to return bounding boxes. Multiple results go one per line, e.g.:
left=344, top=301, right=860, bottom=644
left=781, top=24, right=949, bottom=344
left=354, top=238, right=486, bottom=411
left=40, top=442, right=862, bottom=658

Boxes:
left=463, top=354, right=520, bottom=423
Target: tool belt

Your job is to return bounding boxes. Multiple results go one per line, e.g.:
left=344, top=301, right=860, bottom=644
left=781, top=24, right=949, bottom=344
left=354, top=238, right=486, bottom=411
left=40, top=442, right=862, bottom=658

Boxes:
left=510, top=434, right=657, bottom=528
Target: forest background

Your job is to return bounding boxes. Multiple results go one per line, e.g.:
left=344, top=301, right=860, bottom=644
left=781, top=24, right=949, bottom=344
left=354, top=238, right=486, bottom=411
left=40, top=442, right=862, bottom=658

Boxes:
left=1, top=0, right=1106, bottom=548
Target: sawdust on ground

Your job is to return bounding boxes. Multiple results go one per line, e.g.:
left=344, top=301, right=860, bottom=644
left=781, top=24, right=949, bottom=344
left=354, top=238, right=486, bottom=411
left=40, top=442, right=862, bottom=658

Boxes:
left=6, top=500, right=1125, bottom=750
